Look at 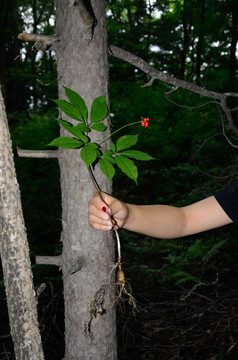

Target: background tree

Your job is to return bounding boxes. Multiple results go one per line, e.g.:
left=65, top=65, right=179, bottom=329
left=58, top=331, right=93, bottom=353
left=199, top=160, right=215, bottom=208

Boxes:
left=0, top=85, right=44, bottom=360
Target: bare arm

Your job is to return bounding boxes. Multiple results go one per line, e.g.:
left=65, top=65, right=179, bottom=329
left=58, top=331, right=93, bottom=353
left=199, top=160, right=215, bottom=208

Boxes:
left=88, top=193, right=232, bottom=239
left=124, top=196, right=232, bottom=238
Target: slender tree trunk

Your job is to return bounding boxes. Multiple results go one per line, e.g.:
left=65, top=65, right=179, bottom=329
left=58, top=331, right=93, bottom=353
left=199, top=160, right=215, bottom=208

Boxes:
left=0, top=85, right=44, bottom=360
left=180, top=0, right=190, bottom=79
left=55, top=1, right=117, bottom=359
left=196, top=0, right=205, bottom=83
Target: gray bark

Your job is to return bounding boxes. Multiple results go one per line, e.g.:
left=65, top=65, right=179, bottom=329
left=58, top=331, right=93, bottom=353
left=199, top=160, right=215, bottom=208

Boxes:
left=0, top=86, right=44, bottom=359
left=55, top=1, right=117, bottom=359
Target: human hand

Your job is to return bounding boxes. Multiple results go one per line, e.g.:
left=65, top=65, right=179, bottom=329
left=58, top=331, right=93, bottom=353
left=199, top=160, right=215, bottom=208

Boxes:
left=88, top=192, right=129, bottom=231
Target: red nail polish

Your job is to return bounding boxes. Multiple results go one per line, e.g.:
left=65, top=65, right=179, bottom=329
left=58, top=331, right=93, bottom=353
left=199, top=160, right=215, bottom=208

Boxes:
left=102, top=206, right=107, bottom=212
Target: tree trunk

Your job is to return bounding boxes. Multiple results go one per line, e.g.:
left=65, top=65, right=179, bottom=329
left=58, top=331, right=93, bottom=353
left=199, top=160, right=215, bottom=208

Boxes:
left=180, top=0, right=190, bottom=80
left=196, top=0, right=205, bottom=84
left=55, top=1, right=117, bottom=359
left=0, top=85, right=44, bottom=360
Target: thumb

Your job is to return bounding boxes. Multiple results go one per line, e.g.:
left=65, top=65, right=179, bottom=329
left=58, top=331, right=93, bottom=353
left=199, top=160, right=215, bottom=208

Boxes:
left=99, top=191, right=117, bottom=214
left=100, top=192, right=128, bottom=222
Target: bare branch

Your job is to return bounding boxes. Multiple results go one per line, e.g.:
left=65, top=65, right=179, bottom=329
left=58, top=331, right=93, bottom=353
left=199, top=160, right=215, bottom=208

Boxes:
left=164, top=86, right=179, bottom=95
left=18, top=33, right=59, bottom=50
left=141, top=77, right=155, bottom=88
left=109, top=45, right=238, bottom=137
left=109, top=45, right=225, bottom=100
left=17, top=148, right=59, bottom=158
left=18, top=33, right=58, bottom=44
left=164, top=96, right=220, bottom=110
left=36, top=255, right=62, bottom=267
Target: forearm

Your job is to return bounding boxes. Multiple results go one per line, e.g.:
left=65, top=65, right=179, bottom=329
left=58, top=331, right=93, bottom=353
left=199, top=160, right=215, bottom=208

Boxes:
left=123, top=204, right=186, bottom=239
left=122, top=196, right=232, bottom=239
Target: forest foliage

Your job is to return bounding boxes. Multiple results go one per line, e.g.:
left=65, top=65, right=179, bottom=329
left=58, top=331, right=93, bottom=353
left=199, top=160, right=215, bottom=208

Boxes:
left=1, top=0, right=238, bottom=287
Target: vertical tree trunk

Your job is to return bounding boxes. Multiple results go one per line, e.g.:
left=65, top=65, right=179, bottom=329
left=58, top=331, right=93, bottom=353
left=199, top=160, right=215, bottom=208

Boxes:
left=0, top=85, right=44, bottom=360
left=180, top=0, right=190, bottom=80
left=196, top=0, right=205, bottom=84
left=55, top=1, right=117, bottom=359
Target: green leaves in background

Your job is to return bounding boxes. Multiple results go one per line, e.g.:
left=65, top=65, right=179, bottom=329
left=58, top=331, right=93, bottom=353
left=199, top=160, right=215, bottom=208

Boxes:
left=49, top=88, right=153, bottom=184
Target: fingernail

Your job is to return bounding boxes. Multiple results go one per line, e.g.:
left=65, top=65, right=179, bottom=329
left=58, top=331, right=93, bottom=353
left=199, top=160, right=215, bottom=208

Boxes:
left=102, top=206, right=107, bottom=212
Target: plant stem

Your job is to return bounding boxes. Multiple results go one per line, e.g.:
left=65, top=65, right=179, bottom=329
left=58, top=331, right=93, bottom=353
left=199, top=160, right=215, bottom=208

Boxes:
left=98, top=121, right=141, bottom=146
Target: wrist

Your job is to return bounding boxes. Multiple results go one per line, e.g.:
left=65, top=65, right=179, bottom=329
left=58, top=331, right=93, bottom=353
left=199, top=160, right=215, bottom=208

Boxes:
left=122, top=203, right=134, bottom=230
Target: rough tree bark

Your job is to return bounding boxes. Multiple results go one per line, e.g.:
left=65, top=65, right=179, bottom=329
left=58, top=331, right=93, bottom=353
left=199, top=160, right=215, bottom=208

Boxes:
left=55, top=1, right=117, bottom=359
left=0, top=85, right=44, bottom=359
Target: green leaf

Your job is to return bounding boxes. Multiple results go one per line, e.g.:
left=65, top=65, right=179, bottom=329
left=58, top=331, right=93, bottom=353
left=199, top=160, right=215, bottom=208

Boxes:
left=75, top=123, right=91, bottom=133
left=48, top=137, right=83, bottom=149
left=116, top=135, right=138, bottom=152
left=115, top=155, right=138, bottom=184
left=87, top=142, right=99, bottom=150
left=90, top=123, right=107, bottom=132
left=80, top=144, right=98, bottom=168
left=52, top=99, right=84, bottom=121
left=102, top=150, right=116, bottom=164
left=120, top=150, right=154, bottom=161
left=90, top=95, right=108, bottom=123
left=64, top=87, right=88, bottom=120
left=57, top=119, right=88, bottom=142
left=99, top=158, right=115, bottom=182
left=110, top=142, right=116, bottom=152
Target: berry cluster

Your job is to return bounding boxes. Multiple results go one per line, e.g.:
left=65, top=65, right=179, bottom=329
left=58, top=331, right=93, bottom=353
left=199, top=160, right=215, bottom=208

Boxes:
left=141, top=117, right=150, bottom=128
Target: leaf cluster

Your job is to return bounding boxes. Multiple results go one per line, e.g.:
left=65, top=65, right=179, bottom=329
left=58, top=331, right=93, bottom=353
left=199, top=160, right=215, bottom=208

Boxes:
left=48, top=87, right=153, bottom=184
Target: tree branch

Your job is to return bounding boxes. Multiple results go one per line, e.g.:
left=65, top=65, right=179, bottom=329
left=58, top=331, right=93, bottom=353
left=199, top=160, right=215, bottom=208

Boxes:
left=36, top=255, right=62, bottom=267
left=17, top=37, right=238, bottom=137
left=18, top=33, right=59, bottom=50
left=17, top=148, right=59, bottom=158
left=109, top=45, right=238, bottom=136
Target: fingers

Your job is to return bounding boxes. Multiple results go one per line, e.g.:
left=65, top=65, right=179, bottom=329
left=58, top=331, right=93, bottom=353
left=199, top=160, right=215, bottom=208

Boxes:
left=89, top=214, right=112, bottom=231
left=88, top=191, right=127, bottom=231
left=88, top=192, right=112, bottom=230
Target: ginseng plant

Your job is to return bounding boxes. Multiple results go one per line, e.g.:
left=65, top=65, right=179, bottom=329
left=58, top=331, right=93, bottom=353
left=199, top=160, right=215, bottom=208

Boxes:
left=48, top=87, right=153, bottom=314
